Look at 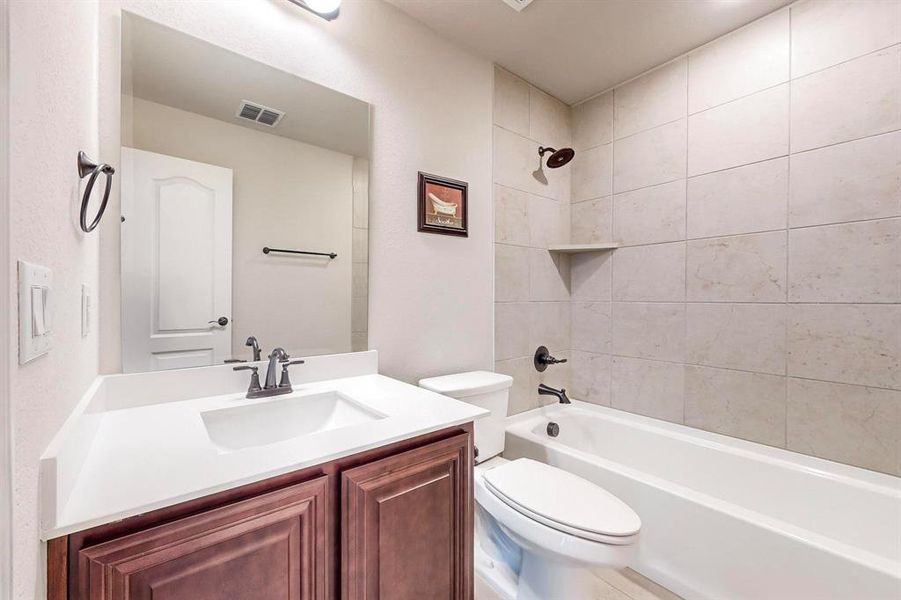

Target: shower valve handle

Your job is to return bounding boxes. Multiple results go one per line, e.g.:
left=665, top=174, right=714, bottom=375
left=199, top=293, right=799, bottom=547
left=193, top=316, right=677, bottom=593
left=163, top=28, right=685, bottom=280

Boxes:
left=534, top=346, right=567, bottom=372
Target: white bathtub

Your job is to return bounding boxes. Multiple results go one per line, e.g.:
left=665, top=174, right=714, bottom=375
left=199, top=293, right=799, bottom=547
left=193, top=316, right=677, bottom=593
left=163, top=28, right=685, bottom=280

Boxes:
left=503, top=401, right=901, bottom=600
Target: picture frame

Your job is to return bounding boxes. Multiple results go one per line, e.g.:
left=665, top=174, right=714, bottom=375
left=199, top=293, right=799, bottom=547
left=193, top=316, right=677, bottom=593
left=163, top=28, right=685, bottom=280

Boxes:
left=417, top=172, right=468, bottom=237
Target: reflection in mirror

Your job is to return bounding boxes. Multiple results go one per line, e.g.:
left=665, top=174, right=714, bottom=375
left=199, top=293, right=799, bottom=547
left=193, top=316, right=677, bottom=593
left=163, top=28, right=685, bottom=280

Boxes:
left=119, top=14, right=370, bottom=373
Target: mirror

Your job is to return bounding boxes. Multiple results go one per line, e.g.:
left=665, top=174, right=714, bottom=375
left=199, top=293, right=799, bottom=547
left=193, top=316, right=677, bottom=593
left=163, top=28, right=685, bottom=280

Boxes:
left=119, top=14, right=370, bottom=373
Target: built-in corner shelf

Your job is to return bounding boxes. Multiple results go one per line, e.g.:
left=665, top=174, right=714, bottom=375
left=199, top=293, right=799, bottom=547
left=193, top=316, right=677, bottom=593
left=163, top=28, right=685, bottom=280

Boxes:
left=547, top=243, right=619, bottom=254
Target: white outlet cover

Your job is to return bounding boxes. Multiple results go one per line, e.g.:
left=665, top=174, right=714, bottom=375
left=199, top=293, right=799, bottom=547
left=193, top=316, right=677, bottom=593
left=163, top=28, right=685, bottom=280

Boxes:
left=82, top=284, right=92, bottom=338
left=18, top=260, right=53, bottom=364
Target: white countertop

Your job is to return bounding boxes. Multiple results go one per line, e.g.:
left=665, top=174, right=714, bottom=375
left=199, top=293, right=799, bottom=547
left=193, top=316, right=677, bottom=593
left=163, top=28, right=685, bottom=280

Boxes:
left=40, top=351, right=487, bottom=539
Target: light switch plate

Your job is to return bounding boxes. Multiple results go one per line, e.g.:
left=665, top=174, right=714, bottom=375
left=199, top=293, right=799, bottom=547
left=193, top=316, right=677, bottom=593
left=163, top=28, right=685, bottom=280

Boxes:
left=18, top=260, right=53, bottom=364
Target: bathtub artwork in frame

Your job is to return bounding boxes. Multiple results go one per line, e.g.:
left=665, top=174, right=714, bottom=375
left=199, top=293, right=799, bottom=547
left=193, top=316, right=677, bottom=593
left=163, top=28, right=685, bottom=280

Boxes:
left=417, top=171, right=468, bottom=237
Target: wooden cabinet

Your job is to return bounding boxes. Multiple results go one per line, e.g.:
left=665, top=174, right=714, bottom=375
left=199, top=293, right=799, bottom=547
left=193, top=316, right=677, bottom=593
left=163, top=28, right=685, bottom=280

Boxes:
left=49, top=425, right=473, bottom=600
left=342, top=433, right=472, bottom=600
left=76, top=477, right=328, bottom=600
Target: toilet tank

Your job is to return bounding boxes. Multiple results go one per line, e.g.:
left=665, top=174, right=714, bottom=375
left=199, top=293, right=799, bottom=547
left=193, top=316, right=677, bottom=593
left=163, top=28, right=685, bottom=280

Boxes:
left=419, top=371, right=512, bottom=463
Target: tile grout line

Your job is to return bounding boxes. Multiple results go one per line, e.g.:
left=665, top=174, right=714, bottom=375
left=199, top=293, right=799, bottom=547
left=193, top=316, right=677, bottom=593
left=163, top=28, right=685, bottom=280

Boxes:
left=784, top=5, right=793, bottom=449
left=683, top=54, right=690, bottom=427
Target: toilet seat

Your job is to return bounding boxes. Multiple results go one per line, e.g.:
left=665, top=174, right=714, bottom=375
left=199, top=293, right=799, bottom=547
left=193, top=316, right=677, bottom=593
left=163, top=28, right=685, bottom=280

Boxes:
left=482, top=458, right=640, bottom=545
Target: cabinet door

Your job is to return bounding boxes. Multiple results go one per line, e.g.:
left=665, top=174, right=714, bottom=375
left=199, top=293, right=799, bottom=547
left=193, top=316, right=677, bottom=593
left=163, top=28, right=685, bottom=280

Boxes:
left=77, top=476, right=328, bottom=600
left=341, top=432, right=473, bottom=600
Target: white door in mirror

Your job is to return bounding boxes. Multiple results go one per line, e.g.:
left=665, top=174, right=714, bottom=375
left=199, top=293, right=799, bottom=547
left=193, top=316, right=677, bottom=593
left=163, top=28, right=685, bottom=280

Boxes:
left=121, top=147, right=234, bottom=373
left=18, top=260, right=52, bottom=364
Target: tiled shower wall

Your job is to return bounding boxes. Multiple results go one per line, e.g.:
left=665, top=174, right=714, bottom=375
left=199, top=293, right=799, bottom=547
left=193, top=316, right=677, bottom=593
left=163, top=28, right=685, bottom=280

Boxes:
left=493, top=68, right=574, bottom=415
left=568, top=0, right=901, bottom=475
left=494, top=0, right=901, bottom=475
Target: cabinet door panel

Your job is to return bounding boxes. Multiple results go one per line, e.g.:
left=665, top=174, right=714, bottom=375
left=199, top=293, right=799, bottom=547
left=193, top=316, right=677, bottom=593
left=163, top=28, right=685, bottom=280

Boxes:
left=342, top=432, right=473, bottom=600
left=77, top=476, right=328, bottom=600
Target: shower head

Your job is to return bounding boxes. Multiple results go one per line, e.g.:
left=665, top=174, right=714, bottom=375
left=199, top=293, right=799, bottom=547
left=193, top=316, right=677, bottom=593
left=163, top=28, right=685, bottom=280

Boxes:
left=539, top=146, right=575, bottom=169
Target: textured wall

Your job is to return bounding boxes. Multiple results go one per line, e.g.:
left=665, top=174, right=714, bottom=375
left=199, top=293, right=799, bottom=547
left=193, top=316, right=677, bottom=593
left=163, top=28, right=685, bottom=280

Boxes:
left=492, top=66, right=574, bottom=415
left=8, top=1, right=100, bottom=598
left=560, top=0, right=901, bottom=475
left=99, top=0, right=495, bottom=385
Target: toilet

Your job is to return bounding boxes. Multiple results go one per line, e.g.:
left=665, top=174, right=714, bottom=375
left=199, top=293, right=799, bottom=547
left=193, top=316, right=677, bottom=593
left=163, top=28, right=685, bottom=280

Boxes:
left=419, top=371, right=641, bottom=600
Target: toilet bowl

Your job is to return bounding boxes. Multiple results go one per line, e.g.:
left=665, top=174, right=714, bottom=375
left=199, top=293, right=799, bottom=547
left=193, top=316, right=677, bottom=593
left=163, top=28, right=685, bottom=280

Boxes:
left=419, top=371, right=641, bottom=600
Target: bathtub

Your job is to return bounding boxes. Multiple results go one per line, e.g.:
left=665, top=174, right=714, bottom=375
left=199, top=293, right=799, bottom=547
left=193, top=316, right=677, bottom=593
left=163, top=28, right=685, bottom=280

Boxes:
left=503, top=401, right=901, bottom=600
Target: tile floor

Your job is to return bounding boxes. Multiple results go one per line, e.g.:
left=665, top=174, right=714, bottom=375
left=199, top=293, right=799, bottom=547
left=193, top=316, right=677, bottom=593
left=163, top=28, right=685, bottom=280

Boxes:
left=475, top=567, right=683, bottom=600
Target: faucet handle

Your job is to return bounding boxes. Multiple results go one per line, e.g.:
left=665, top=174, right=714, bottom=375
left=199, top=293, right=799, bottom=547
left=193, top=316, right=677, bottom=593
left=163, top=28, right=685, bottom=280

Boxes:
left=278, top=360, right=305, bottom=388
left=233, top=365, right=262, bottom=393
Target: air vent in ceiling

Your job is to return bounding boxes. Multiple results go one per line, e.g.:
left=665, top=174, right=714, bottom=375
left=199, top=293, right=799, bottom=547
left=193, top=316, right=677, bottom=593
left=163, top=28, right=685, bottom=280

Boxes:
left=500, top=0, right=535, bottom=12
left=236, top=100, right=285, bottom=127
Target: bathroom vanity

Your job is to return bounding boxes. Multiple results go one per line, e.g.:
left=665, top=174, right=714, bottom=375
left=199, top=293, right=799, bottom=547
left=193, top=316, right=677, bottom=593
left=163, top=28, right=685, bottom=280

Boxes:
left=42, top=351, right=485, bottom=600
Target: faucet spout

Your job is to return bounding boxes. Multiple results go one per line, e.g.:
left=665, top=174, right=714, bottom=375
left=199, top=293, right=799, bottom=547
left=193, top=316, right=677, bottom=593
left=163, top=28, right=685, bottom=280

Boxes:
left=245, top=336, right=261, bottom=362
left=537, top=383, right=571, bottom=404
left=264, top=347, right=289, bottom=390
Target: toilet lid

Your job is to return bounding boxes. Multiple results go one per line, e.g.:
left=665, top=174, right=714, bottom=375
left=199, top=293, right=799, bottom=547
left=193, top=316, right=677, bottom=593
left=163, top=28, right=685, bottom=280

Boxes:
left=483, top=458, right=641, bottom=538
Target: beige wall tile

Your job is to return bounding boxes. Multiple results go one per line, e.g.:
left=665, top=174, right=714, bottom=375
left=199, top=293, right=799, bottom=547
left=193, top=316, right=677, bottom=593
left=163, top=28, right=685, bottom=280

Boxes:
left=688, top=84, right=789, bottom=176
left=687, top=231, right=787, bottom=302
left=612, top=302, right=686, bottom=362
left=687, top=158, right=788, bottom=238
left=530, top=85, right=571, bottom=148
left=689, top=10, right=789, bottom=114
left=495, top=243, right=530, bottom=302
left=496, top=357, right=537, bottom=415
left=789, top=132, right=901, bottom=227
left=494, top=126, right=570, bottom=201
left=573, top=91, right=613, bottom=150
left=495, top=302, right=530, bottom=361
left=614, top=58, right=687, bottom=139
left=494, top=66, right=530, bottom=136
left=791, top=0, right=901, bottom=78
left=529, top=248, right=570, bottom=301
left=614, top=180, right=686, bottom=246
left=685, top=366, right=787, bottom=447
left=572, top=143, right=613, bottom=202
left=791, top=46, right=901, bottom=153
left=788, top=304, right=901, bottom=390
left=529, top=301, right=571, bottom=354
left=352, top=296, right=368, bottom=332
left=352, top=263, right=368, bottom=298
left=612, top=356, right=685, bottom=423
left=789, top=219, right=901, bottom=303
left=571, top=351, right=612, bottom=406
left=787, top=378, right=901, bottom=475
left=572, top=302, right=611, bottom=353
left=687, top=303, right=786, bottom=375
left=495, top=184, right=530, bottom=246
left=613, top=242, right=686, bottom=302
left=571, top=252, right=613, bottom=302
left=571, top=196, right=613, bottom=244
left=528, top=195, right=570, bottom=248
left=613, top=119, right=687, bottom=193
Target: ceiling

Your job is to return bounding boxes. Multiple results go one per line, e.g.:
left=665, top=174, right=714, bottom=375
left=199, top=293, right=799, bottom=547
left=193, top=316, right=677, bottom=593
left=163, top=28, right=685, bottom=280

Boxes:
left=386, top=0, right=792, bottom=105
left=122, top=13, right=370, bottom=157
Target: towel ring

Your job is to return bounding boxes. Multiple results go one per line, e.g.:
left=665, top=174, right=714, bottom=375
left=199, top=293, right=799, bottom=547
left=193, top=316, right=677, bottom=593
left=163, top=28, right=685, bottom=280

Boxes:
left=77, top=151, right=115, bottom=233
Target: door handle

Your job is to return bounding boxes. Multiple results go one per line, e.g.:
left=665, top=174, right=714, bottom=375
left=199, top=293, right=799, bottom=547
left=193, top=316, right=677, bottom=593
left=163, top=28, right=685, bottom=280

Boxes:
left=208, top=317, right=229, bottom=327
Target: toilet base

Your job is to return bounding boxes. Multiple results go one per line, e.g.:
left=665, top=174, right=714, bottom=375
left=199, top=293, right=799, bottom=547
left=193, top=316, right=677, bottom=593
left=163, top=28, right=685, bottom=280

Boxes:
left=516, top=551, right=598, bottom=600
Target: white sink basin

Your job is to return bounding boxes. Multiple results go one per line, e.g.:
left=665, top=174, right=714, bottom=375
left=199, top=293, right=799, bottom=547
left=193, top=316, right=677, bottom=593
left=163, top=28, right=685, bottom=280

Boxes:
left=201, top=391, right=386, bottom=451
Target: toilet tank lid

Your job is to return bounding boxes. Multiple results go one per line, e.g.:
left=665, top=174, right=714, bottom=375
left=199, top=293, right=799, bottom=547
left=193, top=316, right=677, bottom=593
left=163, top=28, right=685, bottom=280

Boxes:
left=419, top=371, right=513, bottom=398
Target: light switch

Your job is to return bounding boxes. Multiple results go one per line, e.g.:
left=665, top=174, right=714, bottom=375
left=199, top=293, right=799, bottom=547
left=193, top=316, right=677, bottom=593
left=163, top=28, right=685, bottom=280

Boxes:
left=18, top=260, right=52, bottom=364
left=32, top=287, right=46, bottom=336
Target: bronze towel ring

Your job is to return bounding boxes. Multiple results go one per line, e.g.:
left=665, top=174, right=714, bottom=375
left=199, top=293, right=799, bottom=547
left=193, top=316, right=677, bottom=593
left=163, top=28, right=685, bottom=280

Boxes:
left=77, top=151, right=115, bottom=233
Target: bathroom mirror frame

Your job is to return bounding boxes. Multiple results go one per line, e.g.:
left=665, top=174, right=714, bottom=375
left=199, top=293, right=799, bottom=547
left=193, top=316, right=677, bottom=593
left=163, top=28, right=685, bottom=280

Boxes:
left=112, top=12, right=372, bottom=374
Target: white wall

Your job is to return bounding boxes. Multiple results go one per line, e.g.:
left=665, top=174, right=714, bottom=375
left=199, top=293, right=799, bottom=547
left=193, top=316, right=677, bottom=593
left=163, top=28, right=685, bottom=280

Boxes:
left=125, top=97, right=355, bottom=359
left=0, top=0, right=12, bottom=596
left=8, top=1, right=101, bottom=598
left=99, top=0, right=495, bottom=384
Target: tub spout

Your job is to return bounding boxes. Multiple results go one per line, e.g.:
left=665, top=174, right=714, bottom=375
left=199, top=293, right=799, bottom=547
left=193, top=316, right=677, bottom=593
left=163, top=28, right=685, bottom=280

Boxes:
left=538, top=383, right=570, bottom=404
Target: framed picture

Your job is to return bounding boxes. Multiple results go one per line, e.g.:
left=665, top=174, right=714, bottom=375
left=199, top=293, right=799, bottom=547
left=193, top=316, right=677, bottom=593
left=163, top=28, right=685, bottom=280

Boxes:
left=417, top=172, right=468, bottom=237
